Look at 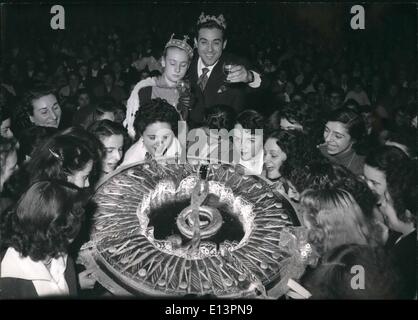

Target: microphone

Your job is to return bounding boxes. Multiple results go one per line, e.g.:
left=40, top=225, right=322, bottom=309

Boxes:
left=316, top=142, right=327, bottom=148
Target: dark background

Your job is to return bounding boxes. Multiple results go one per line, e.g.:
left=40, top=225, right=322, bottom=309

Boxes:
left=2, top=3, right=416, bottom=61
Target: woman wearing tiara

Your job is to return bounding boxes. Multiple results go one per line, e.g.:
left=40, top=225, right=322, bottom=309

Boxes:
left=123, top=34, right=194, bottom=140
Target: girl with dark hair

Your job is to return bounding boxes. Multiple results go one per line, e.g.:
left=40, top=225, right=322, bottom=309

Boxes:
left=73, top=97, right=123, bottom=129
left=27, top=134, right=97, bottom=190
left=121, top=98, right=182, bottom=166
left=263, top=129, right=320, bottom=200
left=18, top=126, right=58, bottom=162
left=232, top=109, right=265, bottom=175
left=88, top=119, right=129, bottom=178
left=363, top=146, right=416, bottom=298
left=1, top=105, right=14, bottom=139
left=319, top=107, right=367, bottom=175
left=0, top=180, right=85, bottom=298
left=3, top=127, right=101, bottom=205
left=279, top=101, right=319, bottom=133
left=55, top=126, right=104, bottom=186
left=21, top=84, right=62, bottom=130
left=278, top=101, right=323, bottom=145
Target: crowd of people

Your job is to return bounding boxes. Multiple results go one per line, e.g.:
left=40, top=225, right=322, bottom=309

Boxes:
left=0, top=7, right=416, bottom=299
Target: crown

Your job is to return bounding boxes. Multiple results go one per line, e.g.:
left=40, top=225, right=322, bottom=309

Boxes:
left=165, top=34, right=194, bottom=59
left=197, top=12, right=227, bottom=29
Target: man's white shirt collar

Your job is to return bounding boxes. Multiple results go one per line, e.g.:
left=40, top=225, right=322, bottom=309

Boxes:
left=197, top=57, right=219, bottom=79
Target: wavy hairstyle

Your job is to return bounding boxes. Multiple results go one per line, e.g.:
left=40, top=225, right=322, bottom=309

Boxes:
left=133, top=98, right=180, bottom=141
left=294, top=161, right=378, bottom=221
left=196, top=15, right=227, bottom=40
left=325, top=107, right=367, bottom=154
left=301, top=188, right=378, bottom=256
left=22, top=84, right=58, bottom=116
left=280, top=101, right=321, bottom=133
left=18, top=126, right=58, bottom=160
left=27, top=133, right=97, bottom=187
left=0, top=180, right=85, bottom=261
left=265, top=129, right=322, bottom=180
left=365, top=146, right=417, bottom=223
left=56, top=126, right=104, bottom=185
left=88, top=119, right=131, bottom=153
left=235, top=109, right=265, bottom=131
left=204, top=104, right=236, bottom=131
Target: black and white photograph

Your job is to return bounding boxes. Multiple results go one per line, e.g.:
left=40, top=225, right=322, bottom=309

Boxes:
left=0, top=2, right=416, bottom=306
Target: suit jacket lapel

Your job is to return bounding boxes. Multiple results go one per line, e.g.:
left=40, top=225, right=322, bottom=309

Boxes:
left=205, top=59, right=225, bottom=94
left=188, top=56, right=199, bottom=86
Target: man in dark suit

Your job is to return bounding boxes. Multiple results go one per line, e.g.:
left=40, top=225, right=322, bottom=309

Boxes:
left=187, top=13, right=262, bottom=128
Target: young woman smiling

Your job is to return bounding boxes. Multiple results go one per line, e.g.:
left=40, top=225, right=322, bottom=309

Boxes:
left=319, top=108, right=367, bottom=175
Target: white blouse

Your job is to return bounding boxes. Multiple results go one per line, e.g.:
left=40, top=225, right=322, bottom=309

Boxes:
left=1, top=247, right=69, bottom=297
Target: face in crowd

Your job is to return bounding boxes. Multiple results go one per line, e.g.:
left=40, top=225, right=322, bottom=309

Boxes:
left=329, top=92, right=342, bottom=110
left=233, top=124, right=263, bottom=161
left=161, top=47, right=190, bottom=86
left=29, top=94, right=62, bottom=128
left=78, top=93, right=90, bottom=108
left=195, top=27, right=227, bottom=67
left=263, top=137, right=287, bottom=180
left=142, top=122, right=175, bottom=157
left=67, top=160, right=93, bottom=189
left=323, top=121, right=353, bottom=156
left=103, top=74, right=114, bottom=88
left=280, top=117, right=303, bottom=131
left=1, top=118, right=14, bottom=138
left=363, top=164, right=406, bottom=232
left=97, top=110, right=116, bottom=122
left=101, top=134, right=124, bottom=174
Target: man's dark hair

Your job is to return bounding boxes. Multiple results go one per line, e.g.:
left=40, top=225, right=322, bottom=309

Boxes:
left=235, top=109, right=264, bottom=131
left=196, top=18, right=227, bottom=41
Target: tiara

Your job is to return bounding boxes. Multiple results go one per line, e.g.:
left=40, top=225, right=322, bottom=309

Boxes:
left=165, top=34, right=194, bottom=58
left=197, top=12, right=227, bottom=29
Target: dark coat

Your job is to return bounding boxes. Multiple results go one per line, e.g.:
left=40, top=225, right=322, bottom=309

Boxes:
left=388, top=230, right=417, bottom=299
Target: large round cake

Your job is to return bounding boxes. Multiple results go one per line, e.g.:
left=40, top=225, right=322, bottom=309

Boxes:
left=79, top=158, right=302, bottom=298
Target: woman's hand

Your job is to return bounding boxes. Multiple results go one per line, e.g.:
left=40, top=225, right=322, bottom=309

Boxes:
left=78, top=269, right=97, bottom=290
left=154, top=143, right=168, bottom=158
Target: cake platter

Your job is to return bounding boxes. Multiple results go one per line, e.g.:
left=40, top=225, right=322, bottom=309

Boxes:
left=78, top=158, right=305, bottom=298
